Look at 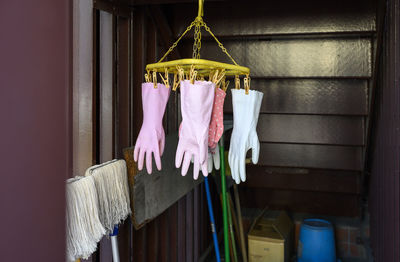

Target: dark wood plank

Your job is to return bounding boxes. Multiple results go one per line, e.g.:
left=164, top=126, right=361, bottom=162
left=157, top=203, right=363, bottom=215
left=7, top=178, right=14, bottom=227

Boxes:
left=256, top=114, right=364, bottom=146
left=178, top=197, right=186, bottom=262
left=245, top=166, right=361, bottom=194
left=169, top=203, right=178, bottom=262
left=193, top=185, right=200, bottom=261
left=186, top=190, right=194, bottom=262
left=131, top=7, right=145, bottom=140
left=257, top=143, right=363, bottom=170
left=158, top=211, right=169, bottom=262
left=224, top=79, right=368, bottom=116
left=123, top=134, right=202, bottom=228
left=239, top=187, right=360, bottom=217
left=147, top=220, right=158, bottom=262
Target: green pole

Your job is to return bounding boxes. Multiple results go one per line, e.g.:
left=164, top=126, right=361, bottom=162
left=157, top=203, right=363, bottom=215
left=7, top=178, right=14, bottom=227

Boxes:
left=227, top=194, right=239, bottom=262
left=219, top=136, right=230, bottom=262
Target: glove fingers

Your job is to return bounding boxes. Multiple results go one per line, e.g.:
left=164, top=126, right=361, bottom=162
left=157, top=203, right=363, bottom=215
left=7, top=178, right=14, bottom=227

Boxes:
left=208, top=153, right=213, bottom=174
left=146, top=151, right=152, bottom=174
left=159, top=135, right=165, bottom=156
left=134, top=143, right=140, bottom=162
left=193, top=155, right=200, bottom=180
left=239, top=152, right=246, bottom=183
left=233, top=156, right=241, bottom=184
left=201, top=161, right=208, bottom=177
left=154, top=146, right=162, bottom=171
left=213, top=149, right=220, bottom=170
left=251, top=135, right=260, bottom=164
left=175, top=143, right=184, bottom=168
left=138, top=148, right=145, bottom=171
left=181, top=152, right=191, bottom=176
left=199, top=142, right=207, bottom=164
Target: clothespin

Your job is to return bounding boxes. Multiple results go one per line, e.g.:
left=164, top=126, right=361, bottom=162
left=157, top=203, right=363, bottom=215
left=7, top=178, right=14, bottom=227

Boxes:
left=209, top=70, right=215, bottom=82
left=144, top=70, right=151, bottom=83
left=189, top=65, right=197, bottom=84
left=244, top=74, right=251, bottom=95
left=215, top=69, right=225, bottom=86
left=173, top=73, right=179, bottom=91
left=177, top=66, right=185, bottom=83
left=159, top=68, right=170, bottom=88
left=221, top=77, right=229, bottom=92
left=212, top=70, right=219, bottom=84
left=152, top=71, right=157, bottom=89
left=235, top=75, right=240, bottom=90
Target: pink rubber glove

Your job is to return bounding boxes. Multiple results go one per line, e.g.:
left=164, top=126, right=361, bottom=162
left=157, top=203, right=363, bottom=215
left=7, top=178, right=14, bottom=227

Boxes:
left=134, top=83, right=170, bottom=174
left=208, top=87, right=226, bottom=151
left=176, top=80, right=215, bottom=179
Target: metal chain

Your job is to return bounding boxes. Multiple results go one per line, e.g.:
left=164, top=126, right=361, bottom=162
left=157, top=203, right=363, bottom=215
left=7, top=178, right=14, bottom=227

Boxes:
left=192, top=20, right=202, bottom=59
left=158, top=18, right=239, bottom=67
left=157, top=21, right=197, bottom=63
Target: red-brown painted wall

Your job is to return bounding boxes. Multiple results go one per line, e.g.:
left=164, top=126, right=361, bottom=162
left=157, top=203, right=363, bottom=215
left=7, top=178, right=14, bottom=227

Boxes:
left=0, top=1, right=71, bottom=261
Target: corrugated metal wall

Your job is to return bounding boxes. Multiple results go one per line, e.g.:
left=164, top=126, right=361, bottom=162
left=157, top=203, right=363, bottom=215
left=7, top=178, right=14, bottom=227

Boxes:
left=170, top=0, right=376, bottom=217
left=369, top=0, right=400, bottom=261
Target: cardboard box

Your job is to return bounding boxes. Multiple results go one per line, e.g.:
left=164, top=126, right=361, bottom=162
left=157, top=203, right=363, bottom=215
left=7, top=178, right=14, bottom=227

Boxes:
left=248, top=211, right=294, bottom=262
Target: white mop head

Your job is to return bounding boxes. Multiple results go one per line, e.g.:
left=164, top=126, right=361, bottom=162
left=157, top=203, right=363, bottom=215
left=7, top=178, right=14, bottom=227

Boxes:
left=66, top=176, right=106, bottom=261
left=85, top=159, right=131, bottom=233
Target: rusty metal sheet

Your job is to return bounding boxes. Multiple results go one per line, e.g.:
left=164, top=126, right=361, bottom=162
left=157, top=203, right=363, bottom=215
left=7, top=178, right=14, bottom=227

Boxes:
left=224, top=79, right=368, bottom=115
left=257, top=143, right=363, bottom=170
left=189, top=38, right=371, bottom=77
left=172, top=0, right=376, bottom=36
left=257, top=114, right=364, bottom=146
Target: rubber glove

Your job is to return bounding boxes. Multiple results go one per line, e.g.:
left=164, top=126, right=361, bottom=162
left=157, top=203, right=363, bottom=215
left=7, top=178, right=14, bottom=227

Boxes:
left=208, top=149, right=220, bottom=173
left=176, top=80, right=215, bottom=179
left=134, top=83, right=170, bottom=174
left=228, top=89, right=263, bottom=184
left=208, top=87, right=226, bottom=150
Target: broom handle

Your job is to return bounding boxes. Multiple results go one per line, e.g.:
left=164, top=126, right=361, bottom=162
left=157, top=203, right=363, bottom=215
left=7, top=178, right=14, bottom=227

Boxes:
left=204, top=176, right=221, bottom=262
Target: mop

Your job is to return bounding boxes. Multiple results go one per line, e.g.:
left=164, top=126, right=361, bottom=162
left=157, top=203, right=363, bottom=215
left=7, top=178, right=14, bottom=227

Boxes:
left=66, top=176, right=106, bottom=262
left=84, top=159, right=131, bottom=262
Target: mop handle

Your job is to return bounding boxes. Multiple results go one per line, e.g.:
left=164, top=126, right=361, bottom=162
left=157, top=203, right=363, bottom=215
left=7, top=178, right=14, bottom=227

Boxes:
left=110, top=225, right=120, bottom=262
left=205, top=176, right=221, bottom=262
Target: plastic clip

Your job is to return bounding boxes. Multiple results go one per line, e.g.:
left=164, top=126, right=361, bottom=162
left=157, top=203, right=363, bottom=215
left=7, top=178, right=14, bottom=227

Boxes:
left=244, top=75, right=251, bottom=95
left=235, top=75, right=240, bottom=90
left=152, top=71, right=157, bottom=89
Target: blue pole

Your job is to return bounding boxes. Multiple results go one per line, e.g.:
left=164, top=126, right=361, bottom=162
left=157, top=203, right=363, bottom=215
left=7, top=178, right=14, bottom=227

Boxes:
left=204, top=176, right=221, bottom=262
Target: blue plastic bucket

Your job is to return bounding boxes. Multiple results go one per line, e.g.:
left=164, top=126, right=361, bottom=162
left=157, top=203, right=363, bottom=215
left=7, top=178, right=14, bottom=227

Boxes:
left=297, top=218, right=336, bottom=262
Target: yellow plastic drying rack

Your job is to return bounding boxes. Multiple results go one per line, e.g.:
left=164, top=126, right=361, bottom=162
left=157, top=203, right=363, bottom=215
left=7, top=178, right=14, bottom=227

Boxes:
left=145, top=0, right=251, bottom=92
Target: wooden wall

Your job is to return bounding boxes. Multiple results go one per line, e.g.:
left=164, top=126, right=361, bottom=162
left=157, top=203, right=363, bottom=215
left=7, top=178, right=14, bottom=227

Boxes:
left=368, top=0, right=400, bottom=261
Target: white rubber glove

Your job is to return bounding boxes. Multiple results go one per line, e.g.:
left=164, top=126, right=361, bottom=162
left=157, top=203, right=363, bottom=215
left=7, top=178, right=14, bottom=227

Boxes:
left=207, top=148, right=220, bottom=173
left=228, top=89, right=263, bottom=184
